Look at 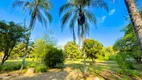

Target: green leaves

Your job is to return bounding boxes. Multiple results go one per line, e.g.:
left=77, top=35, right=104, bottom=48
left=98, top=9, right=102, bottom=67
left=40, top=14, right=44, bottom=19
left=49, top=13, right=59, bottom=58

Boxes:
left=61, top=10, right=73, bottom=30
left=91, top=0, right=109, bottom=12
left=84, top=10, right=97, bottom=25
left=83, top=39, right=105, bottom=60
left=64, top=41, right=80, bottom=59
left=0, top=21, right=28, bottom=64
left=59, top=3, right=75, bottom=16
left=12, top=0, right=52, bottom=30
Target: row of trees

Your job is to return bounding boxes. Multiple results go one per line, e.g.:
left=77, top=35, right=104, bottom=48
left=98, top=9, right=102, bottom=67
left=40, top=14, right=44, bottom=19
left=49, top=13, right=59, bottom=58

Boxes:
left=64, top=39, right=115, bottom=63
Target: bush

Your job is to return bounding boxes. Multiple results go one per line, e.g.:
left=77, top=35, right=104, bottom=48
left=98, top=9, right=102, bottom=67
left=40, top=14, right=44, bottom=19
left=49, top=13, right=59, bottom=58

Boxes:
left=27, top=62, right=47, bottom=73
left=116, top=52, right=133, bottom=70
left=36, top=64, right=47, bottom=73
left=43, top=47, right=65, bottom=68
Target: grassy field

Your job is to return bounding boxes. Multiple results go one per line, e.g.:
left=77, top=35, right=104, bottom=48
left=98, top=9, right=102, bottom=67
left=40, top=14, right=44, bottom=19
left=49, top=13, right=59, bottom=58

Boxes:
left=0, top=59, right=142, bottom=80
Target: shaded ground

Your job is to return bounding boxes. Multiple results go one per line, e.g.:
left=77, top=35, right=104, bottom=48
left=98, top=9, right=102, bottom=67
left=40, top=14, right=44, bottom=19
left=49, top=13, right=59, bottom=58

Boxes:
left=0, top=60, right=142, bottom=80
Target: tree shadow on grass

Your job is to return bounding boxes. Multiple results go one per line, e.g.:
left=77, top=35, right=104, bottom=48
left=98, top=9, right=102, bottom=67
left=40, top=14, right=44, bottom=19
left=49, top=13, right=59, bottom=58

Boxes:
left=6, top=69, right=69, bottom=80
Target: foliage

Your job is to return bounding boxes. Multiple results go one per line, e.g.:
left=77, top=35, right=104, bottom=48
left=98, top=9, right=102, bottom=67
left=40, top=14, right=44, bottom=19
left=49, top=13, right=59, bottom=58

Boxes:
left=35, top=64, right=47, bottom=73
left=113, top=23, right=142, bottom=63
left=59, top=0, right=108, bottom=43
left=115, top=52, right=133, bottom=70
left=12, top=0, right=53, bottom=70
left=13, top=0, right=52, bottom=29
left=105, top=46, right=116, bottom=60
left=0, top=21, right=28, bottom=65
left=64, top=41, right=80, bottom=59
left=83, top=39, right=107, bottom=62
left=43, top=46, right=65, bottom=68
left=10, top=43, right=26, bottom=59
left=32, top=39, right=47, bottom=62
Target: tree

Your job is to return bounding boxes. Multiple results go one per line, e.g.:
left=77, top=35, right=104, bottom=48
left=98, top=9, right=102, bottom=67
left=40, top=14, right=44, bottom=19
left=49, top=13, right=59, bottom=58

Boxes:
left=59, top=0, right=108, bottom=74
left=12, top=0, right=52, bottom=70
left=83, top=39, right=105, bottom=63
left=113, top=23, right=142, bottom=63
left=64, top=41, right=80, bottom=59
left=32, top=39, right=47, bottom=63
left=10, top=43, right=27, bottom=59
left=32, top=33, right=56, bottom=63
left=0, top=21, right=28, bottom=65
left=124, top=0, right=142, bottom=53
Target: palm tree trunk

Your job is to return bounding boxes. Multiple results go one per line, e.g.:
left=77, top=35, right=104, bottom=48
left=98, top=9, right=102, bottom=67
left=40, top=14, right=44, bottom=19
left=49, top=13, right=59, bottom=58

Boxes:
left=20, top=32, right=30, bottom=71
left=81, top=25, right=86, bottom=74
left=124, top=0, right=142, bottom=53
left=21, top=7, right=37, bottom=71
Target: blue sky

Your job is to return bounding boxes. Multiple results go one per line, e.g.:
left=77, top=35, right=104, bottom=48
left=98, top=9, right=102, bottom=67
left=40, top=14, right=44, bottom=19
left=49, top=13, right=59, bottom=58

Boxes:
left=0, top=0, right=129, bottom=47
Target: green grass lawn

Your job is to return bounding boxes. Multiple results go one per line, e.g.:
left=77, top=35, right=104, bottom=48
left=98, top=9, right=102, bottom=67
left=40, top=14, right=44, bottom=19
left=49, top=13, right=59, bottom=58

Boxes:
left=0, top=59, right=34, bottom=73
left=0, top=59, right=142, bottom=80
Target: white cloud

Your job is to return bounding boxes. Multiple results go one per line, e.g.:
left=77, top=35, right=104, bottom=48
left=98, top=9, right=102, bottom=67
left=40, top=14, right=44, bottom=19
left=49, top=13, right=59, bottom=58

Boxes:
left=109, top=9, right=115, bottom=15
left=101, top=16, right=106, bottom=23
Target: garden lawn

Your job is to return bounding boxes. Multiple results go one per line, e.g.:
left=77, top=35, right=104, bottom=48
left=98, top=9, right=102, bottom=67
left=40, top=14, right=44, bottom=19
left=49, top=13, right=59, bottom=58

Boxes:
left=0, top=59, right=142, bottom=80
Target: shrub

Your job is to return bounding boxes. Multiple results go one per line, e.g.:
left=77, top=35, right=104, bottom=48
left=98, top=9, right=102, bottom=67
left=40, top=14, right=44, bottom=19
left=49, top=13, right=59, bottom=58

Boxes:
left=115, top=52, right=134, bottom=72
left=36, top=64, right=47, bottom=73
left=43, top=47, right=65, bottom=68
left=27, top=62, right=47, bottom=73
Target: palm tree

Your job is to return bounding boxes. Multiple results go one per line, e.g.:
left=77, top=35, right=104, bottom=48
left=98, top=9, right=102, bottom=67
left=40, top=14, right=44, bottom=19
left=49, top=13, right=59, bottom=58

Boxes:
left=59, top=0, right=108, bottom=74
left=124, top=0, right=142, bottom=55
left=12, top=0, right=52, bottom=70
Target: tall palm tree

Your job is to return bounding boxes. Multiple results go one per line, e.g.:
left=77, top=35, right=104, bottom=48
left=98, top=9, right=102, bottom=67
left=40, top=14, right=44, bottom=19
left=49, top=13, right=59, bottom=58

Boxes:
left=59, top=0, right=108, bottom=74
left=124, top=0, right=142, bottom=55
left=12, top=0, right=52, bottom=70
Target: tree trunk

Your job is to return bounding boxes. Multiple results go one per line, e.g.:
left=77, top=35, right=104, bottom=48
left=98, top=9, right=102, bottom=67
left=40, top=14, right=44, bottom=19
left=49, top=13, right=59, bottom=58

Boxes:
left=1, top=47, right=9, bottom=65
left=20, top=6, right=37, bottom=71
left=124, top=0, right=142, bottom=54
left=20, top=32, right=30, bottom=71
left=81, top=25, right=86, bottom=74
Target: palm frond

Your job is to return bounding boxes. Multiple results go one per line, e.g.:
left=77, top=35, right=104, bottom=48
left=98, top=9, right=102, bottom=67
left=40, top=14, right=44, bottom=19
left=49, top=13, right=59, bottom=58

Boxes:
left=73, top=0, right=92, bottom=7
left=45, top=11, right=52, bottom=23
left=38, top=0, right=52, bottom=11
left=69, top=12, right=78, bottom=43
left=61, top=11, right=72, bottom=30
left=36, top=9, right=47, bottom=27
left=69, top=12, right=77, bottom=32
left=59, top=3, right=74, bottom=16
left=23, top=2, right=33, bottom=13
left=91, top=0, right=108, bottom=11
left=12, top=0, right=24, bottom=8
left=84, top=10, right=97, bottom=25
left=84, top=22, right=90, bottom=36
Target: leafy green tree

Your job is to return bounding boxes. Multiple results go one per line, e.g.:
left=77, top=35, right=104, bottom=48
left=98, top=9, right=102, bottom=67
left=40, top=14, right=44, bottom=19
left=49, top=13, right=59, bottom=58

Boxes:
left=0, top=21, right=28, bottom=65
left=105, top=46, right=115, bottom=54
left=114, top=23, right=142, bottom=63
left=32, top=33, right=56, bottom=63
left=32, top=39, right=47, bottom=63
left=105, top=46, right=115, bottom=60
left=83, top=39, right=105, bottom=63
left=12, top=0, right=52, bottom=69
left=64, top=41, right=80, bottom=59
left=59, top=0, right=108, bottom=73
left=10, top=43, right=27, bottom=59
left=124, top=0, right=142, bottom=52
